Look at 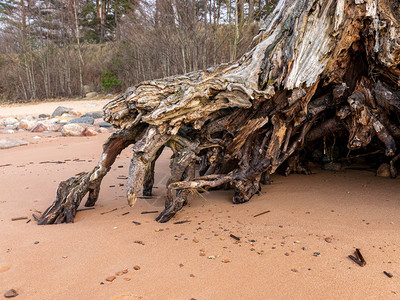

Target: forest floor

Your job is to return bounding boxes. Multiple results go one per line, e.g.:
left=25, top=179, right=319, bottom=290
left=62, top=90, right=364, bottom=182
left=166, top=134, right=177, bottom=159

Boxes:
left=0, top=99, right=399, bottom=299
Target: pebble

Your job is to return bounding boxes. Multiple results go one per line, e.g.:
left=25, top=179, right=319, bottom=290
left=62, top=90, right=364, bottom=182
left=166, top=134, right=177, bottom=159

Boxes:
left=291, top=269, right=298, bottom=273
left=222, top=259, right=231, bottom=263
left=189, top=274, right=195, bottom=277
left=284, top=252, right=289, bottom=256
left=192, top=238, right=199, bottom=243
left=133, top=266, right=141, bottom=270
left=313, top=252, right=320, bottom=256
left=4, top=289, right=18, bottom=298
left=123, top=278, right=131, bottom=281
left=0, top=264, right=11, bottom=272
left=34, top=241, right=39, bottom=244
left=325, top=237, right=332, bottom=243
left=106, top=276, right=116, bottom=282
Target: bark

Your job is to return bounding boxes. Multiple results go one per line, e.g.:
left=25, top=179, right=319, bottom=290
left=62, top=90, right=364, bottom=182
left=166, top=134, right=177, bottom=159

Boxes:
left=39, top=0, right=400, bottom=224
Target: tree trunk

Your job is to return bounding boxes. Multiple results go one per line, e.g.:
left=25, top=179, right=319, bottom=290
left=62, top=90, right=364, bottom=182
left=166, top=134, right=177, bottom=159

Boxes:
left=39, top=0, right=400, bottom=224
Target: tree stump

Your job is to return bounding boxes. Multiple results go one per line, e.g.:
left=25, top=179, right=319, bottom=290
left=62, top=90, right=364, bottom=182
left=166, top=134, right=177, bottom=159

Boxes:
left=39, top=0, right=400, bottom=224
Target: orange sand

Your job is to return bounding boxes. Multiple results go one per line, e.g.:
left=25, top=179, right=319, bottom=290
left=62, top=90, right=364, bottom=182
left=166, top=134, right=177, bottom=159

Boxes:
left=0, top=100, right=399, bottom=299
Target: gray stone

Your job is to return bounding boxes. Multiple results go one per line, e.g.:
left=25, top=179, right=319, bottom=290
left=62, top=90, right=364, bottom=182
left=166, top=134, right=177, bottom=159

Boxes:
left=0, top=137, right=29, bottom=149
left=377, top=163, right=390, bottom=178
left=99, top=121, right=112, bottom=128
left=52, top=106, right=73, bottom=118
left=4, top=289, right=18, bottom=298
left=3, top=117, right=18, bottom=126
left=85, top=92, right=98, bottom=98
left=38, top=113, right=50, bottom=119
left=68, top=116, right=94, bottom=125
left=61, top=124, right=84, bottom=136
left=82, top=111, right=103, bottom=119
left=61, top=113, right=77, bottom=118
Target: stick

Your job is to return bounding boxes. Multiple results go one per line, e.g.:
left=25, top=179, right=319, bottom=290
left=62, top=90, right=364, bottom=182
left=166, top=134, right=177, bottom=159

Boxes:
left=348, top=255, right=363, bottom=266
left=173, top=220, right=191, bottom=224
left=122, top=212, right=130, bottom=216
left=383, top=271, right=393, bottom=278
left=230, top=234, right=240, bottom=241
left=32, top=214, right=40, bottom=221
left=141, top=210, right=159, bottom=214
left=26, top=219, right=31, bottom=223
left=253, top=210, right=271, bottom=218
left=39, top=161, right=65, bottom=164
left=77, top=207, right=95, bottom=212
left=11, top=217, right=28, bottom=221
left=100, top=208, right=117, bottom=215
left=132, top=221, right=141, bottom=225
left=355, top=249, right=366, bottom=266
left=0, top=164, right=12, bottom=167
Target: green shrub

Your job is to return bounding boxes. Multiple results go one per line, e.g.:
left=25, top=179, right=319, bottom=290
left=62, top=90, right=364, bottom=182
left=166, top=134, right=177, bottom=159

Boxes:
left=101, top=69, right=122, bottom=92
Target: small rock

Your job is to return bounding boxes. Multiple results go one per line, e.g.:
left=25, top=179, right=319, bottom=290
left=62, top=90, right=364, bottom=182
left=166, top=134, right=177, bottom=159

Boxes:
left=106, top=276, right=116, bottom=282
left=3, top=117, right=18, bottom=126
left=85, top=92, right=98, bottom=98
left=17, top=119, right=35, bottom=130
left=82, top=111, right=103, bottom=119
left=61, top=113, right=77, bottom=118
left=82, top=128, right=98, bottom=136
left=99, top=121, right=113, bottom=128
left=291, top=268, right=298, bottom=273
left=377, top=163, right=390, bottom=178
left=31, top=123, right=62, bottom=133
left=61, top=124, right=84, bottom=136
left=313, top=252, right=320, bottom=256
left=133, top=265, right=140, bottom=270
left=122, top=269, right=129, bottom=274
left=68, top=116, right=94, bottom=125
left=38, top=114, right=50, bottom=119
left=116, top=272, right=124, bottom=276
left=0, top=137, right=29, bottom=149
left=179, top=263, right=184, bottom=267
left=0, top=264, right=11, bottom=272
left=52, top=106, right=73, bottom=118
left=97, top=128, right=109, bottom=134
left=192, top=238, right=199, bottom=243
left=208, top=255, right=216, bottom=259
left=4, top=289, right=18, bottom=298
left=325, top=237, right=332, bottom=243
left=284, top=252, right=289, bottom=256
left=189, top=274, right=195, bottom=277
left=222, top=259, right=231, bottom=263
left=123, top=278, right=131, bottom=281
left=34, top=241, right=39, bottom=244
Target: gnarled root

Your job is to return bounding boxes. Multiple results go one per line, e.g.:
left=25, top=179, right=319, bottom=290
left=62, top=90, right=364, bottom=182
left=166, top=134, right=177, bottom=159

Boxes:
left=38, top=129, right=142, bottom=224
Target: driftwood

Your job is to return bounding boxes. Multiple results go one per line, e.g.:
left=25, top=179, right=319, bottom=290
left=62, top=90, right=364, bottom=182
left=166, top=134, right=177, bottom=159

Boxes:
left=39, top=0, right=400, bottom=224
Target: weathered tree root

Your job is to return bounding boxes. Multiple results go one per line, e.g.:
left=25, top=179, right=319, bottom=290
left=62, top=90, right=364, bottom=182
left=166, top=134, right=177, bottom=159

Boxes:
left=38, top=129, right=144, bottom=224
left=40, top=0, right=400, bottom=224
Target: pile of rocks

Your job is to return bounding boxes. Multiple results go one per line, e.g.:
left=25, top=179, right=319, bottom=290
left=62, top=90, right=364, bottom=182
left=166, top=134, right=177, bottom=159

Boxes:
left=1, top=105, right=113, bottom=137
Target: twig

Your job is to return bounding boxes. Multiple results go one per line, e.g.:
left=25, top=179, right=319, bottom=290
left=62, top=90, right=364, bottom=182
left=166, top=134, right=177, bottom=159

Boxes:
left=39, top=161, right=65, bottom=164
left=355, top=249, right=366, bottom=266
left=32, top=214, right=40, bottom=221
left=253, top=210, right=271, bottom=218
left=26, top=219, right=31, bottom=224
left=11, top=216, right=28, bottom=221
left=100, top=208, right=118, bottom=215
left=132, top=221, right=141, bottom=225
left=141, top=210, right=159, bottom=214
left=348, top=255, right=363, bottom=266
left=122, top=212, right=130, bottom=216
left=77, top=207, right=95, bottom=212
left=173, top=220, right=191, bottom=224
left=0, top=164, right=12, bottom=167
left=230, top=234, right=240, bottom=241
left=383, top=271, right=393, bottom=278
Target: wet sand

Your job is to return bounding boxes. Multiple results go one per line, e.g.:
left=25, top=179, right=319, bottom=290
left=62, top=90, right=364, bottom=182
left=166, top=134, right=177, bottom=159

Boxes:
left=0, top=101, right=399, bottom=299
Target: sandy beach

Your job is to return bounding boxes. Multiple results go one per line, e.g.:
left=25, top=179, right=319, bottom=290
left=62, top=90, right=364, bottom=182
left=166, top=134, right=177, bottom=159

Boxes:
left=0, top=100, right=399, bottom=299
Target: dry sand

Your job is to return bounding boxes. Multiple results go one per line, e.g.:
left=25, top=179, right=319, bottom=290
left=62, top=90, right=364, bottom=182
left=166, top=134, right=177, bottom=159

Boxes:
left=0, top=100, right=399, bottom=299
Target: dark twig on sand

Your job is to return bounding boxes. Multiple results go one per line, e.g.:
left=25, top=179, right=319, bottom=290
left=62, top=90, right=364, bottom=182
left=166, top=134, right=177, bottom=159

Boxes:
left=253, top=210, right=271, bottom=218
